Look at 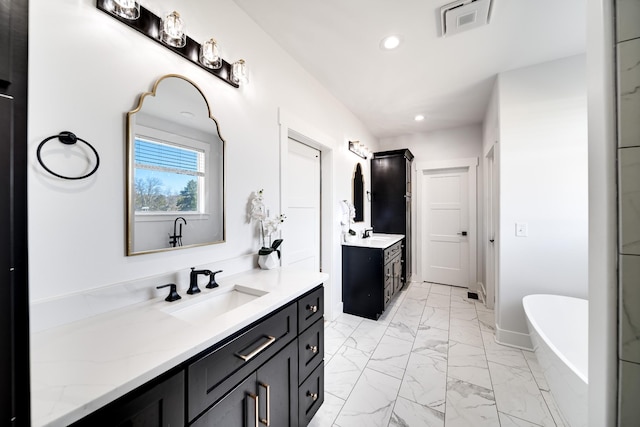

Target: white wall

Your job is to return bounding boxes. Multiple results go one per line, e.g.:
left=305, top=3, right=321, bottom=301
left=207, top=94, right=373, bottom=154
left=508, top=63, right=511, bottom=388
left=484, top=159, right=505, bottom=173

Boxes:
left=495, top=55, right=589, bottom=347
left=379, top=124, right=483, bottom=286
left=28, top=0, right=376, bottom=319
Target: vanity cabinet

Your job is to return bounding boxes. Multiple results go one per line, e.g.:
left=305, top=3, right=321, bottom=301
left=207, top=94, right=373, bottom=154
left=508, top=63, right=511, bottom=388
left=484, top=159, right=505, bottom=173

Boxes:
left=71, top=285, right=324, bottom=427
left=371, top=149, right=414, bottom=286
left=343, top=240, right=403, bottom=320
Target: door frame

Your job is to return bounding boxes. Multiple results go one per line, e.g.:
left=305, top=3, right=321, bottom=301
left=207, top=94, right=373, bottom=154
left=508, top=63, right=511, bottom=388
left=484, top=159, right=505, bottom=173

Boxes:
left=415, top=158, right=478, bottom=288
left=278, top=109, right=337, bottom=320
left=484, top=144, right=499, bottom=309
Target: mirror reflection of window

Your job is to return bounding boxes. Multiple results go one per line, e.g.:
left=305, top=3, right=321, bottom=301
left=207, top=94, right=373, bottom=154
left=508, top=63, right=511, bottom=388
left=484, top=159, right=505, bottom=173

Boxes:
left=134, top=137, right=206, bottom=213
left=353, top=163, right=364, bottom=222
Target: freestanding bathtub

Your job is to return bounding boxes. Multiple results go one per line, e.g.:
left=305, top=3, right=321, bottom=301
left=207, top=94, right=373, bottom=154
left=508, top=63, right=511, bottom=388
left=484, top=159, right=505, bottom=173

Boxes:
left=522, top=294, right=588, bottom=427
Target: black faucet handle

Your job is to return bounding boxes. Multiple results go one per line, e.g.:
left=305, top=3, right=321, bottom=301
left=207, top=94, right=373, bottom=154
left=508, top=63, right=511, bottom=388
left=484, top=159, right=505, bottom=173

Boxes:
left=206, top=270, right=223, bottom=289
left=156, top=283, right=181, bottom=302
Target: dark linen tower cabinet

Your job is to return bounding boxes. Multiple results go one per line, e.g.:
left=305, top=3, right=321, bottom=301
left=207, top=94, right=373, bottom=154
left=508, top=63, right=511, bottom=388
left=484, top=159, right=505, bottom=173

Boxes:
left=371, top=149, right=414, bottom=286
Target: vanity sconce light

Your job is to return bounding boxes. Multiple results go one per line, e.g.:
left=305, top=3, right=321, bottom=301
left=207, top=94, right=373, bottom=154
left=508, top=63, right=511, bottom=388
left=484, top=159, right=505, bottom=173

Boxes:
left=160, top=11, right=186, bottom=48
left=349, top=140, right=370, bottom=159
left=200, top=38, right=222, bottom=69
left=231, top=59, right=249, bottom=86
left=96, top=0, right=244, bottom=88
left=107, top=0, right=140, bottom=20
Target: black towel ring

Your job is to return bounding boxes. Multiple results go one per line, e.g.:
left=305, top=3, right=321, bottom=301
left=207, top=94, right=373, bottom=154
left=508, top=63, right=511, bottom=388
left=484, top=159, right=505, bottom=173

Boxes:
left=36, top=131, right=100, bottom=180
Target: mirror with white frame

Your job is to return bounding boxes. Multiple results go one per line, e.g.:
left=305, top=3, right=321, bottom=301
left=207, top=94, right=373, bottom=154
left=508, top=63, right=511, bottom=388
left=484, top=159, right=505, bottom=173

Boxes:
left=126, top=74, right=225, bottom=255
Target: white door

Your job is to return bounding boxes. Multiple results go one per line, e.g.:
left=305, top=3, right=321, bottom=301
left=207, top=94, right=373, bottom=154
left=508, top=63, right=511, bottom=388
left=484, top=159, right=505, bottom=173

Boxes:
left=421, top=168, right=470, bottom=287
left=283, top=138, right=321, bottom=271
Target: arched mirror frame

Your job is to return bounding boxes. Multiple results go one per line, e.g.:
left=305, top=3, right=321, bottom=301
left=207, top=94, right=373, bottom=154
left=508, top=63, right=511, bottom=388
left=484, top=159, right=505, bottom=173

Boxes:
left=353, top=163, right=364, bottom=223
left=126, top=74, right=226, bottom=255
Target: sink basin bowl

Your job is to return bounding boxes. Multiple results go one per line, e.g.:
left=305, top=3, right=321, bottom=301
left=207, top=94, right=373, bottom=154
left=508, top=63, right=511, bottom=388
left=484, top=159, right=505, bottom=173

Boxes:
left=161, top=285, right=268, bottom=324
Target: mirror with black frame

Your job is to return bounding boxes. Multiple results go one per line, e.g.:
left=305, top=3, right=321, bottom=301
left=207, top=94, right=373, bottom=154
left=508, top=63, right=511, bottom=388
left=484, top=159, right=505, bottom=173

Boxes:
left=353, top=163, right=364, bottom=222
left=126, top=74, right=225, bottom=255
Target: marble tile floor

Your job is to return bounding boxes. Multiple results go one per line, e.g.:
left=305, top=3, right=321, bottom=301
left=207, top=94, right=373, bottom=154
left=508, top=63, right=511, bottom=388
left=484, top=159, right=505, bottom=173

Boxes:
left=309, top=281, right=566, bottom=427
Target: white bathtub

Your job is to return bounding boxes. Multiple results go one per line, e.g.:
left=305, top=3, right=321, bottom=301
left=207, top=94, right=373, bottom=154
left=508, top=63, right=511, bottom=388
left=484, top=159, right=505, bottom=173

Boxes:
left=522, top=294, right=588, bottom=427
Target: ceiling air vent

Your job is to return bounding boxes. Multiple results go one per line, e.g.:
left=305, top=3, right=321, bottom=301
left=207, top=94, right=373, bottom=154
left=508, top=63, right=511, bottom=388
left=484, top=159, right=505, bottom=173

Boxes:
left=440, top=0, right=492, bottom=37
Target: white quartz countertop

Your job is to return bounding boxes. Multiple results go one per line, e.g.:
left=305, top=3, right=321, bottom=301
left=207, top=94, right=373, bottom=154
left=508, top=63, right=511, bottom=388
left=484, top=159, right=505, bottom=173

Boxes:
left=30, top=267, right=328, bottom=426
left=342, top=233, right=404, bottom=249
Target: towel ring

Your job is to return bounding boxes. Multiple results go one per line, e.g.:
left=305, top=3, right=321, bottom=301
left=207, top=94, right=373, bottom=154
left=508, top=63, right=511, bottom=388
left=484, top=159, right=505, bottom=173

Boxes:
left=36, top=131, right=100, bottom=180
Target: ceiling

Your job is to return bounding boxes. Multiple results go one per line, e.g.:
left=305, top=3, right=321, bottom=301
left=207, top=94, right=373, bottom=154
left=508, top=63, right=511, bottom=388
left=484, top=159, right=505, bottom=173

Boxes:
left=232, top=0, right=586, bottom=138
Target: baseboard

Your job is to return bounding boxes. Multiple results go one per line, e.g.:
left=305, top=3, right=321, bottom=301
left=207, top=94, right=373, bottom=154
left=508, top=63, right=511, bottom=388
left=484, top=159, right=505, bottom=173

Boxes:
left=329, top=302, right=344, bottom=322
left=478, top=281, right=487, bottom=303
left=495, top=324, right=534, bottom=351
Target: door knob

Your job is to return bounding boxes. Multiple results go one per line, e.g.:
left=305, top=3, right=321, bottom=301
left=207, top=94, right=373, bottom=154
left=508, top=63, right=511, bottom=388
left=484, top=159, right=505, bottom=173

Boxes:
left=457, top=231, right=468, bottom=236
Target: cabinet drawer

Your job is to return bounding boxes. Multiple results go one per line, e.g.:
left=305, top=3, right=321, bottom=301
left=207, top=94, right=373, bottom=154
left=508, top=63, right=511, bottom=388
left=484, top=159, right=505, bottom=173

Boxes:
left=298, top=317, right=324, bottom=384
left=298, top=286, right=323, bottom=333
left=298, top=362, right=324, bottom=427
left=187, top=302, right=297, bottom=422
left=384, top=241, right=402, bottom=263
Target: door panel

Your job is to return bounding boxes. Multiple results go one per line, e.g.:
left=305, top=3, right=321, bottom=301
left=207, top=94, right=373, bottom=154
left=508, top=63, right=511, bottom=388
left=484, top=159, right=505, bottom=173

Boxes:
left=422, top=168, right=469, bottom=287
left=285, top=139, right=320, bottom=271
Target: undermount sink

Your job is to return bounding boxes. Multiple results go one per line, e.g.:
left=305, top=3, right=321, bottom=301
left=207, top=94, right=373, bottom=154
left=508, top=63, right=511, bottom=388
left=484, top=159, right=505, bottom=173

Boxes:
left=161, top=285, right=268, bottom=324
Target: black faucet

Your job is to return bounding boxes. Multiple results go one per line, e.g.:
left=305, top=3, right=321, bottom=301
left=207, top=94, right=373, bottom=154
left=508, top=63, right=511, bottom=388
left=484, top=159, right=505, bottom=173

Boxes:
left=363, top=228, right=374, bottom=238
left=169, top=217, right=187, bottom=248
left=188, top=268, right=212, bottom=294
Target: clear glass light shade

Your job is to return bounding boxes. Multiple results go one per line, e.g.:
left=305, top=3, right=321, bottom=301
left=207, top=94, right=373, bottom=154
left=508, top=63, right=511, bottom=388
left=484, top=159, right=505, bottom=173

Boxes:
left=199, top=38, right=222, bottom=69
left=160, top=11, right=186, bottom=48
left=231, top=59, right=248, bottom=85
left=109, top=0, right=140, bottom=20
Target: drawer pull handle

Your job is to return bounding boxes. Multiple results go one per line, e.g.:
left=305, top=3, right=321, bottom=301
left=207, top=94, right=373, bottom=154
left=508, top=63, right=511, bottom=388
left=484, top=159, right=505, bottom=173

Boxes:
left=307, top=304, right=318, bottom=313
left=236, top=335, right=276, bottom=361
left=307, top=344, right=318, bottom=354
left=248, top=393, right=259, bottom=427
left=307, top=391, right=318, bottom=401
left=259, top=382, right=271, bottom=426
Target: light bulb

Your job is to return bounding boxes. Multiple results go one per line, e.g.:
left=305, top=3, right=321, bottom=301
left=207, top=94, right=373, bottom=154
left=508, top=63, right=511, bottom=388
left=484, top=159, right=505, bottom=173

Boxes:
left=160, top=11, right=186, bottom=48
left=231, top=59, right=248, bottom=85
left=200, top=38, right=222, bottom=69
left=109, top=0, right=139, bottom=20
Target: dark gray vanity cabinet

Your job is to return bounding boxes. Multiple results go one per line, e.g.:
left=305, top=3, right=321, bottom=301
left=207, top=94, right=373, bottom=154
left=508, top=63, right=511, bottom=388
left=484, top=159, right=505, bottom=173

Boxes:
left=342, top=240, right=403, bottom=320
left=371, top=149, right=414, bottom=286
left=71, top=285, right=324, bottom=427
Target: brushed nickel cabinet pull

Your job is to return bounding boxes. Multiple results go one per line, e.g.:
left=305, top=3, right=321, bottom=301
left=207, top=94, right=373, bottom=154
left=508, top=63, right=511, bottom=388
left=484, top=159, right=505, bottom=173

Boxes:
left=307, top=304, right=318, bottom=313
left=236, top=336, right=276, bottom=361
left=259, top=382, right=271, bottom=426
left=307, top=344, right=318, bottom=354
left=307, top=390, right=318, bottom=401
left=248, top=393, right=259, bottom=427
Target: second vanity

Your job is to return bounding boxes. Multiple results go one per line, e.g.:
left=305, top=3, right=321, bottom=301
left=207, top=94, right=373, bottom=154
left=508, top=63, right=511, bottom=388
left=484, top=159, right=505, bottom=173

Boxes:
left=342, top=233, right=405, bottom=320
left=30, top=268, right=327, bottom=426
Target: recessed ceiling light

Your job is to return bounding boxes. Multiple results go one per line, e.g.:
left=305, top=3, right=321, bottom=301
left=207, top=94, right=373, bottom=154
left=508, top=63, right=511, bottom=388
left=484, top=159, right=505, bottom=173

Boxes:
left=414, top=114, right=425, bottom=121
left=380, top=35, right=401, bottom=50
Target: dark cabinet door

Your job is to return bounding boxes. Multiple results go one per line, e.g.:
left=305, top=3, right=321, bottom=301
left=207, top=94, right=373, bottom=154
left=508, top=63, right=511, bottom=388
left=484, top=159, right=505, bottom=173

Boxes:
left=0, top=0, right=11, bottom=84
left=192, top=373, right=258, bottom=427
left=256, top=340, right=299, bottom=427
left=71, top=371, right=185, bottom=427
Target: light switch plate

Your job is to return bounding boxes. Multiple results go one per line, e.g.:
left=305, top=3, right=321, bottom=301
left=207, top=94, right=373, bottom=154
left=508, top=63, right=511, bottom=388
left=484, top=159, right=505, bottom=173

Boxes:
left=516, top=223, right=528, bottom=237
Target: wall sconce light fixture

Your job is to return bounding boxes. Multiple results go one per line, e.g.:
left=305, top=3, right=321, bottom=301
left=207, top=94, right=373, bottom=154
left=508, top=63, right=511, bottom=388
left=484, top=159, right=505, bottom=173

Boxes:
left=231, top=59, right=248, bottom=85
left=349, top=141, right=370, bottom=159
left=199, top=38, right=222, bottom=69
left=96, top=0, right=244, bottom=88
left=107, top=0, right=140, bottom=20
